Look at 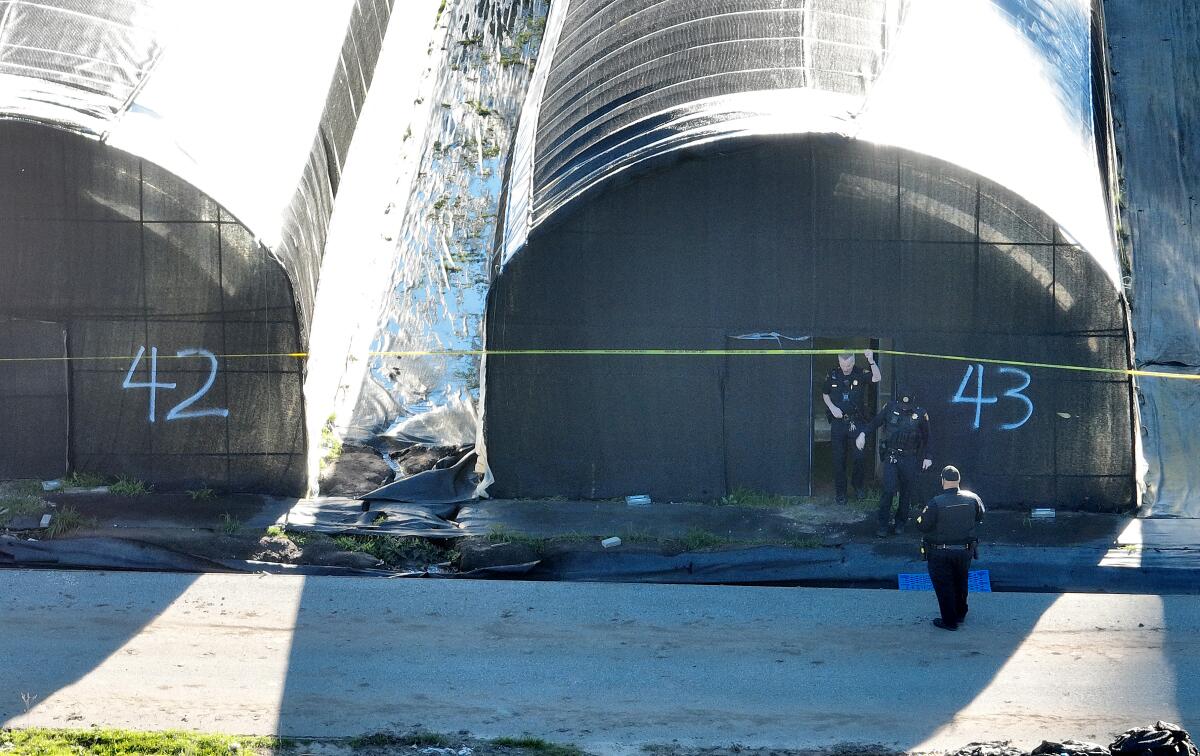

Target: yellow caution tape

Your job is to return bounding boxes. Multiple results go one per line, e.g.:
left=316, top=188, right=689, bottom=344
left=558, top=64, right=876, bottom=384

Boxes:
left=0, top=347, right=1194, bottom=380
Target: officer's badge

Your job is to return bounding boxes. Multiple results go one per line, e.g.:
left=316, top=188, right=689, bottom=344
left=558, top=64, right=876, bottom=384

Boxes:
left=912, top=413, right=919, bottom=420
left=852, top=380, right=858, bottom=387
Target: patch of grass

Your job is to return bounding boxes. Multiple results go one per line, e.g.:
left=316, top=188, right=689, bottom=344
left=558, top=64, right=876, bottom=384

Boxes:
left=332, top=534, right=454, bottom=566
left=848, top=487, right=882, bottom=513
left=64, top=470, right=109, bottom=488
left=287, top=530, right=310, bottom=547
left=0, top=727, right=279, bottom=755
left=187, top=486, right=215, bottom=502
left=109, top=476, right=151, bottom=496
left=349, top=730, right=450, bottom=748
left=333, top=534, right=363, bottom=552
left=485, top=524, right=547, bottom=555
left=0, top=493, right=45, bottom=526
left=491, top=736, right=585, bottom=756
left=717, top=487, right=795, bottom=509
left=679, top=527, right=732, bottom=551
left=1, top=479, right=44, bottom=496
left=46, top=506, right=96, bottom=538
left=486, top=523, right=516, bottom=543
left=265, top=524, right=285, bottom=538
left=218, top=513, right=241, bottom=536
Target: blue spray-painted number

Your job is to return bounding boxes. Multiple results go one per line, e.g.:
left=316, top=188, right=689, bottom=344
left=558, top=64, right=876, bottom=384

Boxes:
left=122, top=346, right=229, bottom=423
left=951, top=363, right=1033, bottom=431
left=952, top=364, right=998, bottom=430
left=997, top=366, right=1034, bottom=430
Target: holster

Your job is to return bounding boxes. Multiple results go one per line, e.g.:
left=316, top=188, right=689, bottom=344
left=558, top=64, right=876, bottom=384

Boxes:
left=920, top=539, right=930, bottom=561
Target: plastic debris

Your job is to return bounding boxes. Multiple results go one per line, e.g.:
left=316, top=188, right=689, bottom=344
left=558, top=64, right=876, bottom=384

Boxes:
left=1110, top=721, right=1199, bottom=755
left=1031, top=508, right=1056, bottom=520
left=601, top=536, right=622, bottom=548
left=625, top=494, right=651, bottom=506
left=1031, top=739, right=1109, bottom=755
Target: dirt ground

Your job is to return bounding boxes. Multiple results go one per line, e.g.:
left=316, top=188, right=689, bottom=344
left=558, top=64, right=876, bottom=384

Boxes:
left=0, top=474, right=1133, bottom=577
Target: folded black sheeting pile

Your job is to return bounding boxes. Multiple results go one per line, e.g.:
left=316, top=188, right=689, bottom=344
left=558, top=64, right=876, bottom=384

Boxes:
left=284, top=498, right=464, bottom=537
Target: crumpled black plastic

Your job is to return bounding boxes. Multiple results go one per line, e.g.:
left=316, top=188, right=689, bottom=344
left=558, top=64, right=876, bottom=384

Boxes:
left=1110, top=721, right=1199, bottom=756
left=946, top=742, right=1027, bottom=756
left=1032, top=739, right=1110, bottom=755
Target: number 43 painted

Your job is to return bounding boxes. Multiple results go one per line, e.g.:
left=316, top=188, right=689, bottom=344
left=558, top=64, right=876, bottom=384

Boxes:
left=952, top=363, right=1033, bottom=431
left=122, top=346, right=230, bottom=423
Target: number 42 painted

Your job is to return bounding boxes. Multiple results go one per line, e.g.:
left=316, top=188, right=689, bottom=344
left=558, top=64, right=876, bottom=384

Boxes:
left=122, top=346, right=230, bottom=423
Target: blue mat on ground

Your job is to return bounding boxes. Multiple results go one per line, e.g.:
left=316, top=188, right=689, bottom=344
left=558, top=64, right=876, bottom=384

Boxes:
left=898, top=570, right=991, bottom=592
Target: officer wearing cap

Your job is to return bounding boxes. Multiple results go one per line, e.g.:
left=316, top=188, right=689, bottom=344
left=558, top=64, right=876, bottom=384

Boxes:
left=916, top=465, right=985, bottom=631
left=855, top=388, right=931, bottom=536
left=821, top=350, right=881, bottom=505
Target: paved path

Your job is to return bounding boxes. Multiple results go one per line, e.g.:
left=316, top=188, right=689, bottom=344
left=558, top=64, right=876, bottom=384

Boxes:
left=3, top=570, right=1197, bottom=753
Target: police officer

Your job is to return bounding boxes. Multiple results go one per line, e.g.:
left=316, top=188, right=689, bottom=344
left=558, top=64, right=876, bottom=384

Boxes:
left=821, top=350, right=881, bottom=505
left=916, top=465, right=985, bottom=631
left=855, top=388, right=931, bottom=537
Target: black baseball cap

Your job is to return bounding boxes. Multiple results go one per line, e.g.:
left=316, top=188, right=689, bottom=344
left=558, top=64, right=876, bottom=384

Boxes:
left=940, top=465, right=961, bottom=482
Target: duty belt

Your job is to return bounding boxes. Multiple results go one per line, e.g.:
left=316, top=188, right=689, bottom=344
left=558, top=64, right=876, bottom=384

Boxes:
left=932, top=543, right=972, bottom=550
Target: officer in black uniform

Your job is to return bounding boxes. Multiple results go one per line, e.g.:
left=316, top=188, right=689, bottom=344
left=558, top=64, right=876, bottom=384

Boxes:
left=856, top=388, right=931, bottom=537
left=916, top=465, right=985, bottom=631
left=821, top=350, right=881, bottom=505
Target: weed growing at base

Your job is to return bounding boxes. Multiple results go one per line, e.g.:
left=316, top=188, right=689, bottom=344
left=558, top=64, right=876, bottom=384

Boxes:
left=333, top=534, right=455, bottom=566
left=218, top=513, right=241, bottom=536
left=64, top=471, right=108, bottom=488
left=110, top=476, right=151, bottom=496
left=0, top=493, right=44, bottom=526
left=47, top=506, right=95, bottom=538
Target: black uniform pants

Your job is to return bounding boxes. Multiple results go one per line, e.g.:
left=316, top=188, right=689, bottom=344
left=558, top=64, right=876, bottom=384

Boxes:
left=829, top=417, right=866, bottom=500
left=878, top=454, right=920, bottom=528
left=928, top=547, right=972, bottom=626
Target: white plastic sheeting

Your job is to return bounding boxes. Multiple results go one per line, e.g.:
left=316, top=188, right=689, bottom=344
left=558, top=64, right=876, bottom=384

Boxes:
left=0, top=0, right=359, bottom=251
left=1106, top=0, right=1200, bottom=515
left=501, top=0, right=1120, bottom=288
left=0, top=0, right=163, bottom=135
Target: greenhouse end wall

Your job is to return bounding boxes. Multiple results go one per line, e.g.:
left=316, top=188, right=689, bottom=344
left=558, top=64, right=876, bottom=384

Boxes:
left=0, top=122, right=305, bottom=493
left=485, top=137, right=1134, bottom=510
